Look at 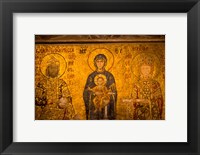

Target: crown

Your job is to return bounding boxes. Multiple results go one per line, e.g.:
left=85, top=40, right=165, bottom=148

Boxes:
left=138, top=54, right=154, bottom=66
left=47, top=56, right=60, bottom=66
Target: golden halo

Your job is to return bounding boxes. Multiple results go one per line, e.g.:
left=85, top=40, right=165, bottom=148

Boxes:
left=40, top=53, right=67, bottom=78
left=94, top=74, right=107, bottom=86
left=132, top=52, right=161, bottom=79
left=87, top=48, right=114, bottom=71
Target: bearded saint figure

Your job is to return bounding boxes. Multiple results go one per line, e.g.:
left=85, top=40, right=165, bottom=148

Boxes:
left=35, top=56, right=76, bottom=120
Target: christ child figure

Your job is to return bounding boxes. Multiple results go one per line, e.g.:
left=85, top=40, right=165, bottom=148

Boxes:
left=88, top=74, right=112, bottom=113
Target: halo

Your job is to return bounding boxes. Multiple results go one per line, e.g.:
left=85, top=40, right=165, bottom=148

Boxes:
left=40, top=53, right=67, bottom=78
left=87, top=48, right=114, bottom=71
left=94, top=74, right=107, bottom=86
left=132, top=52, right=161, bottom=79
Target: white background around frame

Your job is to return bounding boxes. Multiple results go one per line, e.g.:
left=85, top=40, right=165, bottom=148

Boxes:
left=13, top=13, right=187, bottom=142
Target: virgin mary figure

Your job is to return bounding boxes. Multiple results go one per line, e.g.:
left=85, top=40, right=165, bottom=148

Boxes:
left=83, top=54, right=117, bottom=120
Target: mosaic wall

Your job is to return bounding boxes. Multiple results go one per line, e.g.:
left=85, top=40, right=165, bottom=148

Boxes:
left=35, top=35, right=165, bottom=120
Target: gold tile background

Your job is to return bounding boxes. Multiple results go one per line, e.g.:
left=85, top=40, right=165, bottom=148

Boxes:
left=35, top=42, right=165, bottom=120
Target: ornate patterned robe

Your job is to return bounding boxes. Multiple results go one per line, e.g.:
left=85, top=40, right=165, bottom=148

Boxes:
left=35, top=78, right=75, bottom=120
left=83, top=71, right=117, bottom=120
left=132, top=78, right=163, bottom=120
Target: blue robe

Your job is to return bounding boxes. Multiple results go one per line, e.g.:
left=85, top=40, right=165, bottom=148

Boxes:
left=83, top=71, right=117, bottom=120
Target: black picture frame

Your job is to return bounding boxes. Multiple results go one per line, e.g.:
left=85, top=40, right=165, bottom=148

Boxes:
left=0, top=0, right=199, bottom=154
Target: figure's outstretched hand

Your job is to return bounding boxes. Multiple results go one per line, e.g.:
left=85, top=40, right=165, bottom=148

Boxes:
left=135, top=99, right=149, bottom=104
left=108, top=92, right=115, bottom=95
left=122, top=98, right=150, bottom=104
left=122, top=98, right=134, bottom=103
left=58, top=97, right=67, bottom=109
left=103, top=99, right=110, bottom=105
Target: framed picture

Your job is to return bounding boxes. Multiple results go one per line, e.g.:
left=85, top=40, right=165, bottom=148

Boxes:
left=0, top=0, right=199, bottom=154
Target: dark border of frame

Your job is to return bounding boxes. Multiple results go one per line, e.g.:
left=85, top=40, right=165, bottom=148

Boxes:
left=0, top=0, right=199, bottom=155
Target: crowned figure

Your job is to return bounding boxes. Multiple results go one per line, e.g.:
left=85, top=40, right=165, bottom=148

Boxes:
left=122, top=54, right=164, bottom=120
left=35, top=55, right=76, bottom=120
